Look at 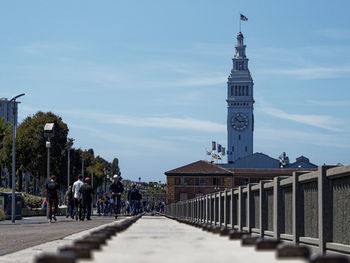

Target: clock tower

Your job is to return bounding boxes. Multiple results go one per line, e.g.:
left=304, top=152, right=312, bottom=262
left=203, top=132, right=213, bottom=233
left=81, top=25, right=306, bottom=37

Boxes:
left=227, top=32, right=254, bottom=163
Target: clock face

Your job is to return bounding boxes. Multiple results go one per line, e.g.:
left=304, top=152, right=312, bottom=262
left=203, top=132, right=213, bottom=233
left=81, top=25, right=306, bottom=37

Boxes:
left=232, top=113, right=248, bottom=130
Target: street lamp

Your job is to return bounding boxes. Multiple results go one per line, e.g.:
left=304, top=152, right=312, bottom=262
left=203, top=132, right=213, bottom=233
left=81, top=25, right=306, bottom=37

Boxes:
left=82, top=153, right=84, bottom=181
left=44, top=123, right=54, bottom=218
left=66, top=138, right=74, bottom=189
left=10, top=93, right=25, bottom=223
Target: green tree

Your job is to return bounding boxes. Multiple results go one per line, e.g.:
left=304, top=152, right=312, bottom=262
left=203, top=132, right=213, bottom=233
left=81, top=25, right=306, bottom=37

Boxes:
left=0, top=117, right=11, bottom=184
left=0, top=112, right=68, bottom=195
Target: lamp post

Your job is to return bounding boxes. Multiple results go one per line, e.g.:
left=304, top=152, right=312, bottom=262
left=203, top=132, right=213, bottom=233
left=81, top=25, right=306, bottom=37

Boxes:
left=82, top=154, right=84, bottom=181
left=103, top=168, right=106, bottom=194
left=44, top=123, right=54, bottom=217
left=66, top=139, right=73, bottom=189
left=10, top=93, right=25, bottom=223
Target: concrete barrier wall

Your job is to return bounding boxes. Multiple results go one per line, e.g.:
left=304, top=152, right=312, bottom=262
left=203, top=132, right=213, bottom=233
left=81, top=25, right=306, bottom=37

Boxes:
left=22, top=207, right=67, bottom=217
left=165, top=165, right=350, bottom=255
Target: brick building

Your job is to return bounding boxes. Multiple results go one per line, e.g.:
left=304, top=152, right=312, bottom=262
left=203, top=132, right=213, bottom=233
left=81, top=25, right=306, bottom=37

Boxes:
left=165, top=160, right=316, bottom=204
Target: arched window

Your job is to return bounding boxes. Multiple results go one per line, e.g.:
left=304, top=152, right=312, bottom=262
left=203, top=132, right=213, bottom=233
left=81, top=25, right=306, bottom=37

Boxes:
left=235, top=86, right=237, bottom=96
left=239, top=86, right=241, bottom=96
left=246, top=86, right=249, bottom=96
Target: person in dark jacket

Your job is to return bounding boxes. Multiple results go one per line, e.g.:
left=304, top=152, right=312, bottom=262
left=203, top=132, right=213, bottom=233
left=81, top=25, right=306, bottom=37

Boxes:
left=127, top=184, right=140, bottom=216
left=45, top=176, right=59, bottom=223
left=109, top=175, right=124, bottom=219
left=79, top=177, right=93, bottom=220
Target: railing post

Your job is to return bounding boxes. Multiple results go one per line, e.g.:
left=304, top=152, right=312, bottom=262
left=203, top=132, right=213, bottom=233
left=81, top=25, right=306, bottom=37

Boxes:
left=318, top=166, right=330, bottom=255
left=205, top=194, right=209, bottom=223
left=230, top=188, right=235, bottom=229
left=247, top=184, right=252, bottom=233
left=213, top=193, right=217, bottom=225
left=218, top=192, right=221, bottom=226
left=259, top=180, right=265, bottom=237
left=238, top=186, right=243, bottom=231
left=273, top=177, right=281, bottom=239
left=224, top=189, right=228, bottom=228
left=292, top=172, right=300, bottom=244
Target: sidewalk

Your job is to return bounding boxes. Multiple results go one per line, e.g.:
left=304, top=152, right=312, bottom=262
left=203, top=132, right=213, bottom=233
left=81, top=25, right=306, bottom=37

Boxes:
left=0, top=218, right=124, bottom=263
left=0, top=216, right=118, bottom=256
left=0, top=216, right=71, bottom=225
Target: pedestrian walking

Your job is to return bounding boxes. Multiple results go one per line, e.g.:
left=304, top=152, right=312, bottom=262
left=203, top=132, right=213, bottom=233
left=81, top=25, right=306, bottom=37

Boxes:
left=72, top=174, right=84, bottom=221
left=64, top=185, right=74, bottom=219
left=109, top=175, right=124, bottom=219
left=97, top=196, right=104, bottom=215
left=79, top=177, right=93, bottom=221
left=45, top=176, right=59, bottom=223
left=103, top=193, right=109, bottom=216
left=127, top=184, right=139, bottom=216
left=142, top=199, right=147, bottom=213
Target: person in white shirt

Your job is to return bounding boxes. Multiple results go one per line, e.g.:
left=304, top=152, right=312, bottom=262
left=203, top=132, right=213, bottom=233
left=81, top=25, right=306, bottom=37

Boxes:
left=72, top=174, right=84, bottom=221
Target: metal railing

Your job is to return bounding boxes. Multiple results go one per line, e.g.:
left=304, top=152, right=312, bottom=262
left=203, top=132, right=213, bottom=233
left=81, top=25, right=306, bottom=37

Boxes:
left=165, top=165, right=350, bottom=255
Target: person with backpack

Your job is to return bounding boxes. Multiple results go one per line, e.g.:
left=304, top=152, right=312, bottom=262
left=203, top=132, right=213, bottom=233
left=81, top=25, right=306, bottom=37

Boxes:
left=79, top=177, right=93, bottom=221
left=64, top=185, right=74, bottom=219
left=45, top=176, right=59, bottom=223
left=109, top=175, right=124, bottom=219
left=127, top=184, right=139, bottom=216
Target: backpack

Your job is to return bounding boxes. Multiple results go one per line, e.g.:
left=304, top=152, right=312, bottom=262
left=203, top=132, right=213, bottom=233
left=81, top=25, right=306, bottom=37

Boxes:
left=130, top=188, right=139, bottom=200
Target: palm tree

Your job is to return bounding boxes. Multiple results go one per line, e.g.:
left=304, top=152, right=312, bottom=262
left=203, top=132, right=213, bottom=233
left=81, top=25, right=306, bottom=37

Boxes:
left=0, top=117, right=11, bottom=186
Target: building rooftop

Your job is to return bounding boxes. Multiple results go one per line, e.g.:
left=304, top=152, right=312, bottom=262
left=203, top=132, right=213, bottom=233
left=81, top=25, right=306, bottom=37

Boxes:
left=165, top=160, right=232, bottom=176
left=165, top=160, right=317, bottom=178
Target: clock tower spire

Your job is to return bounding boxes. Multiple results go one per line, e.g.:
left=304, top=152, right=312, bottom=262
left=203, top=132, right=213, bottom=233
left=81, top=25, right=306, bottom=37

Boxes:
left=227, top=32, right=254, bottom=163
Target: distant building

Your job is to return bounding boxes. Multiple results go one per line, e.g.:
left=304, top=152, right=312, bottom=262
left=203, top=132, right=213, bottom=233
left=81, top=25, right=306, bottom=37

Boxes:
left=284, top=156, right=317, bottom=169
left=217, top=152, right=317, bottom=169
left=0, top=98, right=18, bottom=125
left=164, top=160, right=315, bottom=204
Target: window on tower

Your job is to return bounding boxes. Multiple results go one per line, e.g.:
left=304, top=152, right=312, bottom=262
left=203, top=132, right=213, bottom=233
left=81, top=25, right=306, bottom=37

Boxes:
left=245, top=146, right=248, bottom=152
left=246, top=86, right=249, bottom=96
left=238, top=134, right=241, bottom=140
left=235, top=86, right=237, bottom=96
left=231, top=86, right=233, bottom=96
left=232, top=146, right=234, bottom=152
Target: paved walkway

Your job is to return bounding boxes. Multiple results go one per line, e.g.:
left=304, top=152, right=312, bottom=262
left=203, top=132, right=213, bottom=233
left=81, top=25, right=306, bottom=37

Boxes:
left=0, top=218, right=126, bottom=263
left=80, top=216, right=305, bottom=263
left=0, top=216, right=118, bottom=256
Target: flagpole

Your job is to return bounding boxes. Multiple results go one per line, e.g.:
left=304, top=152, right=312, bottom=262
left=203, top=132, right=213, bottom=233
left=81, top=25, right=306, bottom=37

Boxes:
left=239, top=15, right=241, bottom=32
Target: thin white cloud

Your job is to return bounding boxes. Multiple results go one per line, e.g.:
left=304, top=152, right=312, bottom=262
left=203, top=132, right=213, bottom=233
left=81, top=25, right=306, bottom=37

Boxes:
left=150, top=75, right=226, bottom=88
left=315, top=28, right=350, bottom=40
left=162, top=135, right=207, bottom=143
left=260, top=66, right=350, bottom=80
left=20, top=105, right=226, bottom=133
left=70, top=124, right=173, bottom=150
left=255, top=127, right=350, bottom=149
left=306, top=100, right=350, bottom=107
left=95, top=114, right=226, bottom=133
left=260, top=106, right=346, bottom=132
left=18, top=42, right=80, bottom=55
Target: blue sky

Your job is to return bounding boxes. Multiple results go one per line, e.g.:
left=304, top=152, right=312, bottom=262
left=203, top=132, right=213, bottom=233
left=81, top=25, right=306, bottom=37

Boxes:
left=1, top=0, right=350, bottom=182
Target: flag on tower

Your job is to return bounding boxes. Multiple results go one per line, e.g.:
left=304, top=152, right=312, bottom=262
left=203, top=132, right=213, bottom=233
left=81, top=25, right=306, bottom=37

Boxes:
left=222, top=147, right=226, bottom=156
left=240, top=14, right=248, bottom=21
left=217, top=144, right=222, bottom=153
left=212, top=141, right=216, bottom=151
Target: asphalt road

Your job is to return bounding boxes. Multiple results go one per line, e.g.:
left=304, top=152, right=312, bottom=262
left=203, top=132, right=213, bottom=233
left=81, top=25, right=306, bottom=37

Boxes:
left=0, top=216, right=116, bottom=256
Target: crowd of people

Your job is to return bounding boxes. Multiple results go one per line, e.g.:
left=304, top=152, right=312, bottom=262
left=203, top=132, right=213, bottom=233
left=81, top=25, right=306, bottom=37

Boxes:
left=44, top=173, right=164, bottom=223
